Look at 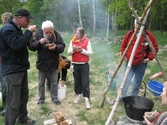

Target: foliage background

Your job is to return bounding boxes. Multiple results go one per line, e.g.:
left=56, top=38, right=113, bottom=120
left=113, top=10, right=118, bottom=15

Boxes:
left=0, top=0, right=167, bottom=34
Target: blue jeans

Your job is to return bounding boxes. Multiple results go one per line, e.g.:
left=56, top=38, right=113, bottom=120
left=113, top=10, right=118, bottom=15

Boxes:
left=122, top=62, right=147, bottom=98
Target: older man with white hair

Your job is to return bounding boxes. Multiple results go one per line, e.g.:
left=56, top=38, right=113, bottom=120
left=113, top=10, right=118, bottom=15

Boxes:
left=28, top=20, right=65, bottom=106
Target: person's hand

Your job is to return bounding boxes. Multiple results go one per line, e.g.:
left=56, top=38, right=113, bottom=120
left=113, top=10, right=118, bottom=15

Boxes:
left=28, top=25, right=36, bottom=33
left=76, top=47, right=82, bottom=52
left=73, top=46, right=77, bottom=51
left=60, top=81, right=65, bottom=87
left=48, top=43, right=56, bottom=50
left=143, top=58, right=150, bottom=63
left=143, top=116, right=154, bottom=125
left=73, top=46, right=82, bottom=52
left=40, top=38, right=46, bottom=44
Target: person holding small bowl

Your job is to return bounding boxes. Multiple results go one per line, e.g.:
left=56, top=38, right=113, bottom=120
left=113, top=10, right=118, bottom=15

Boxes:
left=143, top=81, right=167, bottom=125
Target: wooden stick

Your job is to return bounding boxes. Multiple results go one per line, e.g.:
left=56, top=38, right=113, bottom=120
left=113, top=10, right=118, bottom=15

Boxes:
left=105, top=0, right=154, bottom=124
left=151, top=110, right=157, bottom=116
left=99, top=0, right=154, bottom=108
left=144, top=34, right=167, bottom=81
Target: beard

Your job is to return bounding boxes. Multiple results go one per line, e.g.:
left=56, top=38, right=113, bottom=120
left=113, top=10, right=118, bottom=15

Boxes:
left=44, top=33, right=52, bottom=39
left=43, top=33, right=53, bottom=44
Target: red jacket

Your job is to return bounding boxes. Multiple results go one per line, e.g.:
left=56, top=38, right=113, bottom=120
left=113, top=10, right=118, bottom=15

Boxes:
left=121, top=30, right=158, bottom=65
left=72, top=37, right=89, bottom=62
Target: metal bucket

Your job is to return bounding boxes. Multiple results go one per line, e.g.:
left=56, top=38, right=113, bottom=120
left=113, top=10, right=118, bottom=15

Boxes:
left=123, top=95, right=154, bottom=121
left=122, top=81, right=154, bottom=121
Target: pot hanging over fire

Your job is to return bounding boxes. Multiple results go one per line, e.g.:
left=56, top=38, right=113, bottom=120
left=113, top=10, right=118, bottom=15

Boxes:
left=122, top=81, right=154, bottom=121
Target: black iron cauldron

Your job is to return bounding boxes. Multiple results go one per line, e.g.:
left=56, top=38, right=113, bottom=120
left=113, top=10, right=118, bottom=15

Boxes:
left=122, top=81, right=154, bottom=121
left=123, top=96, right=154, bottom=121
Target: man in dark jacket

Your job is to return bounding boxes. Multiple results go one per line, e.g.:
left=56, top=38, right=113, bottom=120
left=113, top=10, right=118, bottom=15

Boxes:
left=0, top=8, right=36, bottom=125
left=28, top=20, right=65, bottom=106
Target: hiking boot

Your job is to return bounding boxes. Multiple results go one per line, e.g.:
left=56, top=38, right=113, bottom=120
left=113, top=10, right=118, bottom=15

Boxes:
left=74, top=94, right=82, bottom=103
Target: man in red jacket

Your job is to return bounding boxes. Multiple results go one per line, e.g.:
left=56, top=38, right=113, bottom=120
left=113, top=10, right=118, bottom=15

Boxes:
left=121, top=18, right=158, bottom=98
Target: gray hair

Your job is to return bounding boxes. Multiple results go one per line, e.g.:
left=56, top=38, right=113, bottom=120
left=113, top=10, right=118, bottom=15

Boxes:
left=41, top=20, right=54, bottom=30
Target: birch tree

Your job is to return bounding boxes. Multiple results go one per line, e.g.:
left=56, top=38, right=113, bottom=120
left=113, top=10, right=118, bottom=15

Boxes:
left=78, top=0, right=83, bottom=27
left=106, top=13, right=109, bottom=37
left=92, top=0, right=96, bottom=34
left=104, top=0, right=110, bottom=37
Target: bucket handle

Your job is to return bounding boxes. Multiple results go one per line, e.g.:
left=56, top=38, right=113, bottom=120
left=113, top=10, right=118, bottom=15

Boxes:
left=142, top=81, right=146, bottom=97
left=131, top=81, right=146, bottom=97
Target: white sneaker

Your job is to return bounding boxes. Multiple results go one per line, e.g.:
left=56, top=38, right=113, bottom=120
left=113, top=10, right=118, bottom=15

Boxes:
left=85, top=100, right=91, bottom=109
left=74, top=95, right=82, bottom=103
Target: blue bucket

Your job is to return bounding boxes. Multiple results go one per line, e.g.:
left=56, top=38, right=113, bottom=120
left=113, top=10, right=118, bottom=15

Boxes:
left=147, top=80, right=164, bottom=96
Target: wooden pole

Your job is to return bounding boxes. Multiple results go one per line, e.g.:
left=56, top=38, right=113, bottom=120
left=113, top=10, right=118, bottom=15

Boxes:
left=144, top=35, right=167, bottom=81
left=99, top=0, right=154, bottom=108
left=105, top=0, right=154, bottom=124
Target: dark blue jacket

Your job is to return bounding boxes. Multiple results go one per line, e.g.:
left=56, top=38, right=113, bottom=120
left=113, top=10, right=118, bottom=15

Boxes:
left=0, top=18, right=32, bottom=76
left=28, top=29, right=65, bottom=71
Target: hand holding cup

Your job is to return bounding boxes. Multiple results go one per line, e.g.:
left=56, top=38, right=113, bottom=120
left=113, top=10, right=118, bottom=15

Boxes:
left=73, top=46, right=82, bottom=52
left=28, top=25, right=36, bottom=32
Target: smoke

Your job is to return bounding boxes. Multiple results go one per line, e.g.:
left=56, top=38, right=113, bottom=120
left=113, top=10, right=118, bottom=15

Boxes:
left=38, top=0, right=109, bottom=34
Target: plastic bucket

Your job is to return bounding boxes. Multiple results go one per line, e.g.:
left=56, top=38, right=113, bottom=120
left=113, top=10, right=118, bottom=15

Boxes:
left=147, top=80, right=164, bottom=96
left=58, top=85, right=66, bottom=100
left=147, top=85, right=162, bottom=96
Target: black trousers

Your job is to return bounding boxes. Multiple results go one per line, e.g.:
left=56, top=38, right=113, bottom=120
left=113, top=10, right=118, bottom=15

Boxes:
left=73, top=63, right=90, bottom=98
left=4, top=71, right=29, bottom=125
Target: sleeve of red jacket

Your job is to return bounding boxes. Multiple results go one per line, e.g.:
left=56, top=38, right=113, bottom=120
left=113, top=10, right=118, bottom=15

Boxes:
left=147, top=30, right=159, bottom=60
left=121, top=30, right=132, bottom=55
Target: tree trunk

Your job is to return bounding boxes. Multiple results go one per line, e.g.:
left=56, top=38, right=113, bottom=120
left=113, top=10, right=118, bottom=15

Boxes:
left=77, top=0, right=83, bottom=27
left=106, top=13, right=110, bottom=37
left=92, top=0, right=96, bottom=34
